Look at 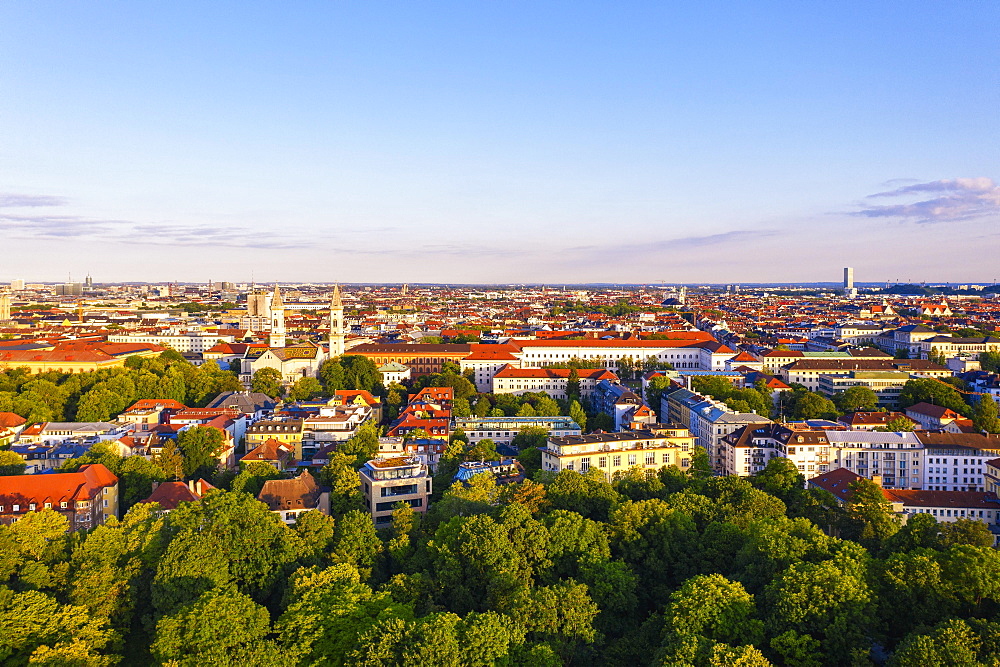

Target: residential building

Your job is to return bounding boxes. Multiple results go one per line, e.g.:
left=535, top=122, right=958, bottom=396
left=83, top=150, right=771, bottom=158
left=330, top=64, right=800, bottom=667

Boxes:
left=825, top=430, right=924, bottom=489
left=245, top=420, right=305, bottom=458
left=453, top=459, right=525, bottom=485
left=139, top=479, right=215, bottom=511
left=0, top=464, right=118, bottom=530
left=920, top=336, right=1000, bottom=362
left=905, top=402, right=965, bottom=430
left=107, top=331, right=236, bottom=354
left=917, top=432, right=1000, bottom=492
left=540, top=428, right=694, bottom=479
left=492, top=366, right=618, bottom=399
left=452, top=416, right=582, bottom=447
left=817, top=371, right=913, bottom=407
left=359, top=456, right=432, bottom=526
left=240, top=438, right=295, bottom=470
left=257, top=470, right=327, bottom=524
left=810, top=468, right=1000, bottom=530
left=838, top=411, right=917, bottom=431
left=781, top=359, right=951, bottom=392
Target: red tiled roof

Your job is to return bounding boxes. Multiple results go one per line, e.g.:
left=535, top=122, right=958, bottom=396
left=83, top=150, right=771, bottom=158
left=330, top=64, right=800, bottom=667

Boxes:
left=0, top=464, right=117, bottom=509
left=0, top=412, right=26, bottom=428
left=140, top=479, right=215, bottom=510
left=493, top=365, right=616, bottom=380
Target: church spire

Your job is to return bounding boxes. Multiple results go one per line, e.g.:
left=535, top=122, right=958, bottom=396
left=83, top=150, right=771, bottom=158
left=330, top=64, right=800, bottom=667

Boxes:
left=268, top=284, right=286, bottom=348
left=329, top=284, right=345, bottom=358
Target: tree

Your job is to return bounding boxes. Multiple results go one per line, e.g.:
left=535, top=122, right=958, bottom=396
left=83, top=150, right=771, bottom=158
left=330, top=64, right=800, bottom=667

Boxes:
left=319, top=452, right=365, bottom=517
left=517, top=403, right=536, bottom=417
left=176, top=426, right=226, bottom=479
left=898, top=378, right=969, bottom=416
left=465, top=438, right=500, bottom=461
left=340, top=356, right=381, bottom=393
left=568, top=400, right=587, bottom=432
left=979, top=351, right=1000, bottom=374
left=289, top=376, right=323, bottom=401
left=151, top=588, right=283, bottom=666
left=0, top=450, right=26, bottom=476
left=662, top=574, right=763, bottom=649
left=845, top=478, right=901, bottom=550
left=251, top=367, right=283, bottom=398
left=474, top=396, right=491, bottom=418
left=834, top=386, right=879, bottom=413
left=231, top=462, right=283, bottom=497
left=566, top=368, right=581, bottom=401
left=972, top=394, right=1000, bottom=434
left=791, top=392, right=839, bottom=420
left=876, top=416, right=916, bottom=432
left=938, top=518, right=995, bottom=548
left=318, top=358, right=346, bottom=393
left=338, top=420, right=380, bottom=464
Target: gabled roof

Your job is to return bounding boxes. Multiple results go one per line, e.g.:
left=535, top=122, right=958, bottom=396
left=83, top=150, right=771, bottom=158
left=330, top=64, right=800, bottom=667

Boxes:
left=139, top=479, right=215, bottom=510
left=0, top=464, right=118, bottom=508
left=0, top=412, right=27, bottom=428
left=257, top=470, right=320, bottom=511
left=241, top=438, right=294, bottom=463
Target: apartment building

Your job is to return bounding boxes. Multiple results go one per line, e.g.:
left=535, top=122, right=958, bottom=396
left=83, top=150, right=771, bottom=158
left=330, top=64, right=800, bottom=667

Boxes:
left=452, top=416, right=582, bottom=446
left=781, top=359, right=951, bottom=391
left=817, top=371, right=913, bottom=407
left=917, top=432, right=1000, bottom=492
left=825, top=431, right=924, bottom=490
left=0, top=464, right=118, bottom=530
left=359, top=456, right=432, bottom=526
left=492, top=365, right=618, bottom=399
left=540, top=429, right=694, bottom=479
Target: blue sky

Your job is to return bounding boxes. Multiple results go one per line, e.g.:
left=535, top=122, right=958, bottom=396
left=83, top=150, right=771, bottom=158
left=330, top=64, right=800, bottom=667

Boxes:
left=1, top=1, right=997, bottom=284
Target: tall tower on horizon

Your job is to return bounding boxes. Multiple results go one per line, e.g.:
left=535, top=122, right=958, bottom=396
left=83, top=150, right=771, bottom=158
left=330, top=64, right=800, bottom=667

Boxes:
left=0, top=291, right=11, bottom=322
left=268, top=285, right=286, bottom=348
left=844, top=267, right=854, bottom=290
left=329, top=284, right=345, bottom=358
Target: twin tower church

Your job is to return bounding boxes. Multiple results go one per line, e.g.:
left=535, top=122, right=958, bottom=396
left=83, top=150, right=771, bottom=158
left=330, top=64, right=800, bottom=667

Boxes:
left=239, top=284, right=346, bottom=383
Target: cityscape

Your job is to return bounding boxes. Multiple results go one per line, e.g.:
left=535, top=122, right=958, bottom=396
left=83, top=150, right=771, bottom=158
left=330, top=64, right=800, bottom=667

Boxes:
left=3, top=1, right=1000, bottom=666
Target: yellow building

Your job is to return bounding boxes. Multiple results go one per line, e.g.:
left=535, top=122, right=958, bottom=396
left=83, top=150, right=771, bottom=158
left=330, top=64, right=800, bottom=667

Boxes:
left=244, top=420, right=305, bottom=458
left=541, top=428, right=695, bottom=479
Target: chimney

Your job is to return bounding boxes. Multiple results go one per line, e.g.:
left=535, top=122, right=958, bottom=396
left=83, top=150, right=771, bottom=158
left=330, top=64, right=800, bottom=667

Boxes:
left=188, top=479, right=195, bottom=493
left=871, top=474, right=883, bottom=488
left=195, top=480, right=203, bottom=495
left=151, top=481, right=159, bottom=491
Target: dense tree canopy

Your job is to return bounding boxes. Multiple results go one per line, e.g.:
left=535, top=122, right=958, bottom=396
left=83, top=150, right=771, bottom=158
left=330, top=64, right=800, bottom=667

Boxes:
left=5, top=420, right=1000, bottom=665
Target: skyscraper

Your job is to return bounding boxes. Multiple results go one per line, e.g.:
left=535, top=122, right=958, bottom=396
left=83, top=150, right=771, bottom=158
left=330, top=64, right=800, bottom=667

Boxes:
left=844, top=267, right=854, bottom=290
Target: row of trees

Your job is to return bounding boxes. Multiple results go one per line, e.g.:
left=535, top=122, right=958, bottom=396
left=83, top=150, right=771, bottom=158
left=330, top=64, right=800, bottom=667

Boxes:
left=0, top=351, right=242, bottom=424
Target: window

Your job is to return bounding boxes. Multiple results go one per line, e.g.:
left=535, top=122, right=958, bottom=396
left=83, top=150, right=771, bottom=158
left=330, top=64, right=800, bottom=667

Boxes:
left=60, top=502, right=67, bottom=509
left=598, top=456, right=607, bottom=468
left=628, top=454, right=637, bottom=466
left=681, top=458, right=690, bottom=468
left=612, top=455, right=621, bottom=467
left=645, top=452, right=655, bottom=465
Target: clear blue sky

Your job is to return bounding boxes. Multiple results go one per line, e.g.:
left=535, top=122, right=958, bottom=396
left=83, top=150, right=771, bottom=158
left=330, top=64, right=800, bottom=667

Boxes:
left=2, top=1, right=997, bottom=284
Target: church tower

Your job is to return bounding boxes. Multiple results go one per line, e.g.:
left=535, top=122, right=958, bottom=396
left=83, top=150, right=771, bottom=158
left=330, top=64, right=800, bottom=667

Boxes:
left=329, top=284, right=345, bottom=358
left=0, top=291, right=11, bottom=322
left=268, top=285, right=286, bottom=348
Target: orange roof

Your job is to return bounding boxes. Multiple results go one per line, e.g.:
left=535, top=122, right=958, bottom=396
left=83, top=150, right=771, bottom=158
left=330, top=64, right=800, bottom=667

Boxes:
left=140, top=479, right=215, bottom=510
left=493, top=365, right=616, bottom=380
left=241, top=438, right=294, bottom=463
left=515, top=338, right=713, bottom=349
left=0, top=412, right=26, bottom=428
left=124, top=399, right=187, bottom=413
left=0, top=464, right=117, bottom=509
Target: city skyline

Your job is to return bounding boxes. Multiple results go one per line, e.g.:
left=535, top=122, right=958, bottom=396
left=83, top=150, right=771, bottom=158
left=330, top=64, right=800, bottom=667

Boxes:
left=2, top=2, right=998, bottom=282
